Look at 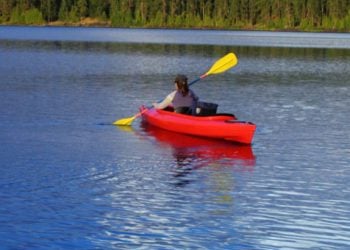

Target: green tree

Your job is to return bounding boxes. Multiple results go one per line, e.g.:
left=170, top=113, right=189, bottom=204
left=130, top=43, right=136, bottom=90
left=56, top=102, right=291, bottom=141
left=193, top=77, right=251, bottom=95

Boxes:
left=24, top=8, right=44, bottom=24
left=40, top=0, right=57, bottom=22
left=1, top=0, right=350, bottom=31
left=10, top=5, right=24, bottom=24
left=59, top=0, right=69, bottom=21
left=77, top=0, right=88, bottom=19
left=0, top=0, right=13, bottom=22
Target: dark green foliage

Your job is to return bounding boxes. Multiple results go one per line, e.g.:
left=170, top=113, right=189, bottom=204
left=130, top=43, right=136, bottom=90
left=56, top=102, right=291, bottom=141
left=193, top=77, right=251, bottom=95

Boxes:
left=0, top=0, right=349, bottom=31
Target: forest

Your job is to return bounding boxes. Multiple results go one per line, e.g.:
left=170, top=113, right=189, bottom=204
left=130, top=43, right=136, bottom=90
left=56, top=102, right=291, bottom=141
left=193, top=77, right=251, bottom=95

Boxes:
left=0, top=0, right=350, bottom=32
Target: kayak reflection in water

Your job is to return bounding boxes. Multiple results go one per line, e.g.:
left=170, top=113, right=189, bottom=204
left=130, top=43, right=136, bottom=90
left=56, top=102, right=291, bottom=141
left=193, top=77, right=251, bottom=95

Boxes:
left=139, top=122, right=256, bottom=186
left=152, top=74, right=198, bottom=115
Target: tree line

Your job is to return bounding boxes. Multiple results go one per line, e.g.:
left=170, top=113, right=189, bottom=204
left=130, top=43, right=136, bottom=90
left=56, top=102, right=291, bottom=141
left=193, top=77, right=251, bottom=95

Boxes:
left=1, top=0, right=350, bottom=31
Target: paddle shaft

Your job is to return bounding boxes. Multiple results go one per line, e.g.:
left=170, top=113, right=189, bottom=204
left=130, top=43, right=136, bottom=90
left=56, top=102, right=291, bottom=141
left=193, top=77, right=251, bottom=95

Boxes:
left=189, top=73, right=207, bottom=86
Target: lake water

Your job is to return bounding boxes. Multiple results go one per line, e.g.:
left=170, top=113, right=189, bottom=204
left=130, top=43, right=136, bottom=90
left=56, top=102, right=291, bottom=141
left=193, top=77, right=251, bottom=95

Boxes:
left=1, top=26, right=350, bottom=249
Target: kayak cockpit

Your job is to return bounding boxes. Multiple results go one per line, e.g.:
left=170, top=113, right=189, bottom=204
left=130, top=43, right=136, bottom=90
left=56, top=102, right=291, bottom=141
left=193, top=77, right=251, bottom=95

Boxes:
left=160, top=101, right=237, bottom=120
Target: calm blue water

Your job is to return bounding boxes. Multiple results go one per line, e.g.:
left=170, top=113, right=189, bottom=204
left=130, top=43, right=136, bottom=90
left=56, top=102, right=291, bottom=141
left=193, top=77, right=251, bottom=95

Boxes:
left=1, top=26, right=350, bottom=249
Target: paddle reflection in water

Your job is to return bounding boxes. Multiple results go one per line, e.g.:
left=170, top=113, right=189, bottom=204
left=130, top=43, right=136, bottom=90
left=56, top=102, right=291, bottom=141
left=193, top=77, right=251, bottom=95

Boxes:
left=137, top=122, right=256, bottom=186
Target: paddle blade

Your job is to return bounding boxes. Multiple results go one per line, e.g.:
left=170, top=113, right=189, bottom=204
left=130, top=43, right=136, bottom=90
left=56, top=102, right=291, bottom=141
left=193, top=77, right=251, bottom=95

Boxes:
left=113, top=116, right=136, bottom=126
left=205, top=52, right=238, bottom=76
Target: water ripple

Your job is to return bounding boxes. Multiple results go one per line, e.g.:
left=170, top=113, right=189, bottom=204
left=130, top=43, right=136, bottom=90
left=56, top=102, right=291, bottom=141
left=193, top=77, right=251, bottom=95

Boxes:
left=1, top=31, right=350, bottom=249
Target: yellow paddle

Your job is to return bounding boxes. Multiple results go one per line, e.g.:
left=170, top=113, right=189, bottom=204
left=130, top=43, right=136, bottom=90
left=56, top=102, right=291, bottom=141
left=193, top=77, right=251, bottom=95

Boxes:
left=112, top=112, right=144, bottom=126
left=189, top=52, right=238, bottom=86
left=113, top=52, right=238, bottom=126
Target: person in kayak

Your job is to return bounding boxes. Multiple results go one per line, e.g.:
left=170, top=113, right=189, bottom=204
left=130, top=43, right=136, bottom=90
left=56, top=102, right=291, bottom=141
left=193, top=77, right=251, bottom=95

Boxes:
left=153, top=74, right=198, bottom=115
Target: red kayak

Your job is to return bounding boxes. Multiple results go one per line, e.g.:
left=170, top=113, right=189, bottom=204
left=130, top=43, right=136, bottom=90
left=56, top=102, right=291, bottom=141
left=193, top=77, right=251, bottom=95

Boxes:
left=140, top=106, right=256, bottom=144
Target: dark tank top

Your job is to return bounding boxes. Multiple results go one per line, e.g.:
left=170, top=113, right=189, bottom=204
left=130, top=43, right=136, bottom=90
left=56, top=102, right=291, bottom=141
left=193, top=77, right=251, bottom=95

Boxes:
left=172, top=90, right=195, bottom=108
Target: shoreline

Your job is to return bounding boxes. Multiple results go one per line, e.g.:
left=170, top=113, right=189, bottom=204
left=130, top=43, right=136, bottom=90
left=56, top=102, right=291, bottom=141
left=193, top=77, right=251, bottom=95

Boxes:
left=0, top=18, right=348, bottom=34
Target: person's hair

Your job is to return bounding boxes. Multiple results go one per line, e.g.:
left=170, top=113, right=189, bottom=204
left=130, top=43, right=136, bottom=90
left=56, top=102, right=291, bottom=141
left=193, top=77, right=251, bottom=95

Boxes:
left=175, top=74, right=189, bottom=96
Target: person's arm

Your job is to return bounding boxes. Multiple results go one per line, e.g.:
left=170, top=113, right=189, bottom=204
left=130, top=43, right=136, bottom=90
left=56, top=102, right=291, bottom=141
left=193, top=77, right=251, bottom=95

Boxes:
left=153, top=91, right=176, bottom=109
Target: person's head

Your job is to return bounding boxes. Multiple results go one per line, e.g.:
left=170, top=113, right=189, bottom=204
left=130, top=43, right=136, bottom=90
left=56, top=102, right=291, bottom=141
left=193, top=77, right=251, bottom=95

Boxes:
left=174, top=74, right=189, bottom=96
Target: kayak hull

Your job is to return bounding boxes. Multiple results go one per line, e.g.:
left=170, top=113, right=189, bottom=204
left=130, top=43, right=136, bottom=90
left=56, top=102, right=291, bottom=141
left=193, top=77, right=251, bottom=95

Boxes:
left=140, top=106, right=256, bottom=144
